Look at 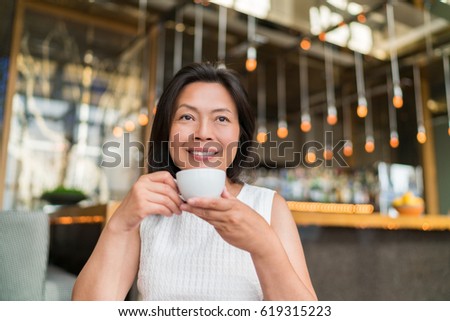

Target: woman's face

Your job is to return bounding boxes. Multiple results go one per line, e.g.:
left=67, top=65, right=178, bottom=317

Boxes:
left=169, top=82, right=240, bottom=172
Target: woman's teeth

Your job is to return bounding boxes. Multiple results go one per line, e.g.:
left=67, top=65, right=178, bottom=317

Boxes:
left=190, top=151, right=216, bottom=156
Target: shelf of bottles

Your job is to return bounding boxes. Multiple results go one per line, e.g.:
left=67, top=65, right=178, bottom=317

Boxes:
left=254, top=166, right=378, bottom=203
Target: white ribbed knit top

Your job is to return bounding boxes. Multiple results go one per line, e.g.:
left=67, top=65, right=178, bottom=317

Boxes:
left=137, top=183, right=275, bottom=301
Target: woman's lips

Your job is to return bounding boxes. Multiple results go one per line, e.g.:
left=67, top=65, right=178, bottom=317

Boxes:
left=187, top=149, right=219, bottom=161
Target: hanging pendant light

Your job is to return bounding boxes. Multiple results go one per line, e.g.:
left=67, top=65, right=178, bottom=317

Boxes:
left=324, top=44, right=337, bottom=125
left=365, top=135, right=375, bottom=153
left=387, top=72, right=399, bottom=148
left=323, top=129, right=334, bottom=162
left=443, top=53, right=450, bottom=136
left=364, top=93, right=375, bottom=153
left=173, top=7, right=184, bottom=74
left=277, top=57, right=288, bottom=139
left=304, top=126, right=317, bottom=165
left=323, top=148, right=333, bottom=161
left=303, top=101, right=315, bottom=165
left=300, top=37, right=311, bottom=51
left=125, top=120, right=136, bottom=132
left=138, top=0, right=150, bottom=134
left=413, top=64, right=427, bottom=144
left=153, top=23, right=166, bottom=117
left=357, top=13, right=367, bottom=24
left=246, top=47, right=257, bottom=72
left=113, top=126, right=124, bottom=138
left=386, top=1, right=403, bottom=108
left=256, top=63, right=267, bottom=143
left=138, top=112, right=149, bottom=126
left=299, top=54, right=311, bottom=133
left=137, top=0, right=149, bottom=128
left=217, top=5, right=227, bottom=68
left=343, top=141, right=353, bottom=157
left=342, top=96, right=353, bottom=157
left=194, top=3, right=204, bottom=63
left=305, top=148, right=317, bottom=164
left=354, top=51, right=368, bottom=118
left=246, top=15, right=257, bottom=72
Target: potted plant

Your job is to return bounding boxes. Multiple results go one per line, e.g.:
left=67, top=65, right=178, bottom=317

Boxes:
left=41, top=186, right=87, bottom=205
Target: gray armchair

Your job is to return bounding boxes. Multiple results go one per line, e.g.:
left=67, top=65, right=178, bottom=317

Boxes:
left=0, top=210, right=76, bottom=300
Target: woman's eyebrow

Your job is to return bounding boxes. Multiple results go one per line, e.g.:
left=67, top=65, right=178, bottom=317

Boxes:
left=212, top=108, right=233, bottom=114
left=177, top=104, right=198, bottom=111
left=177, top=104, right=232, bottom=114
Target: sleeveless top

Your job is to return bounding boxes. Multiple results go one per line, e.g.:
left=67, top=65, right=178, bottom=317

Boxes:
left=137, top=183, right=276, bottom=301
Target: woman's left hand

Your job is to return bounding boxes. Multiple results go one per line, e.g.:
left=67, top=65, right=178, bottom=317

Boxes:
left=180, top=188, right=276, bottom=256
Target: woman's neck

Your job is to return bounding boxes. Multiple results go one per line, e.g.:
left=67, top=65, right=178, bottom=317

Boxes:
left=225, top=179, right=244, bottom=197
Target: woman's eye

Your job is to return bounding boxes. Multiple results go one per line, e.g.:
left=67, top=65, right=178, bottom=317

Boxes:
left=180, top=114, right=193, bottom=121
left=217, top=116, right=229, bottom=122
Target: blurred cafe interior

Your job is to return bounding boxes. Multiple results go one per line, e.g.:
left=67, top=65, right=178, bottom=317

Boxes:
left=0, top=0, right=450, bottom=300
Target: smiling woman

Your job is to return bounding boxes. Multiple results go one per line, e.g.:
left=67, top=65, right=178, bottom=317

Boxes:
left=169, top=82, right=241, bottom=172
left=72, top=62, right=317, bottom=301
left=148, top=63, right=255, bottom=184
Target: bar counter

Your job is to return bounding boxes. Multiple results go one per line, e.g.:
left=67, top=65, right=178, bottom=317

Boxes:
left=47, top=202, right=450, bottom=232
left=291, top=211, right=450, bottom=231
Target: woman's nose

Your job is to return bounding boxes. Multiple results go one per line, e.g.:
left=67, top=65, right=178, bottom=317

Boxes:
left=194, top=120, right=213, bottom=141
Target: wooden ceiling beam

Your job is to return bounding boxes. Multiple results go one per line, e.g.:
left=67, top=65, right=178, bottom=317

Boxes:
left=24, top=0, right=139, bottom=36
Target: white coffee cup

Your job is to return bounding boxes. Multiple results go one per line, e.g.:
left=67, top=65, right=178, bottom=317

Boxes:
left=176, top=168, right=226, bottom=201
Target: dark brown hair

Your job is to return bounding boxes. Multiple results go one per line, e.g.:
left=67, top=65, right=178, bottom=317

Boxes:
left=148, top=62, right=255, bottom=183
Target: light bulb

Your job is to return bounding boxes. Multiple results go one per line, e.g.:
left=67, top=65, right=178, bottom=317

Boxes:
left=175, top=23, right=185, bottom=33
left=246, top=46, right=257, bottom=72
left=83, top=50, right=94, bottom=65
left=256, top=130, right=267, bottom=143
left=417, top=125, right=426, bottom=144
left=138, top=113, right=149, bottom=126
left=319, top=32, right=326, bottom=42
left=417, top=131, right=427, bottom=144
left=277, top=127, right=288, bottom=139
left=390, top=136, right=399, bottom=148
left=323, top=148, right=333, bottom=160
left=246, top=59, right=257, bottom=72
left=343, top=142, right=353, bottom=157
left=327, top=114, right=337, bottom=125
left=305, top=151, right=317, bottom=164
left=300, top=121, right=311, bottom=132
left=300, top=114, right=311, bottom=132
left=357, top=96, right=368, bottom=118
left=357, top=105, right=368, bottom=118
left=365, top=139, right=375, bottom=153
left=124, top=120, right=136, bottom=132
left=393, top=96, right=403, bottom=108
left=393, top=85, right=403, bottom=108
left=300, top=38, right=311, bottom=51
left=327, top=106, right=337, bottom=125
left=113, top=126, right=123, bottom=138
left=357, top=14, right=366, bottom=23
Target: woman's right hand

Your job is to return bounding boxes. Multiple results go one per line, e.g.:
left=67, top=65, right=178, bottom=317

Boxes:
left=108, top=171, right=183, bottom=233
